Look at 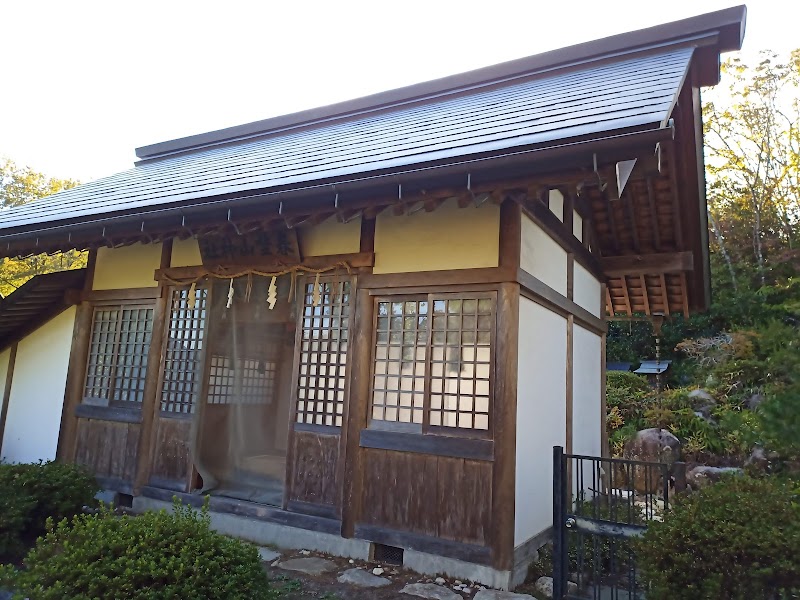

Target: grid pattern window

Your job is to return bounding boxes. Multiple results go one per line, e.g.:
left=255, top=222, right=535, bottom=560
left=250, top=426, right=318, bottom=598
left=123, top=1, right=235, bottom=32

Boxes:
left=371, top=300, right=427, bottom=425
left=84, top=304, right=154, bottom=406
left=207, top=355, right=278, bottom=405
left=429, top=298, right=492, bottom=430
left=160, top=287, right=207, bottom=414
left=369, top=293, right=495, bottom=435
left=296, top=278, right=351, bottom=427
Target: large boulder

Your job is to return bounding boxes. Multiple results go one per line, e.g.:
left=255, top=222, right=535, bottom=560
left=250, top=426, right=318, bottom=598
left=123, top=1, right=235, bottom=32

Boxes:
left=686, top=466, right=743, bottom=490
left=688, top=389, right=715, bottom=404
left=621, top=428, right=681, bottom=493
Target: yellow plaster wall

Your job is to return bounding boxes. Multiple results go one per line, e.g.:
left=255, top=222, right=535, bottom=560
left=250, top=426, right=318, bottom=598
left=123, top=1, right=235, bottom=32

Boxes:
left=373, top=198, right=500, bottom=274
left=93, top=243, right=162, bottom=290
left=298, top=216, right=362, bottom=257
left=171, top=238, right=202, bottom=267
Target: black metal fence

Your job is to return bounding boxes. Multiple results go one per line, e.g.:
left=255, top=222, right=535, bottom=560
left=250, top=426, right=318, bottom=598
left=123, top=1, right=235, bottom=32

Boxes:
left=552, top=446, right=685, bottom=600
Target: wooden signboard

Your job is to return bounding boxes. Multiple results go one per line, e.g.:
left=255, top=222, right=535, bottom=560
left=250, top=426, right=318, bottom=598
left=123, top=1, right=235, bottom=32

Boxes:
left=198, top=228, right=301, bottom=267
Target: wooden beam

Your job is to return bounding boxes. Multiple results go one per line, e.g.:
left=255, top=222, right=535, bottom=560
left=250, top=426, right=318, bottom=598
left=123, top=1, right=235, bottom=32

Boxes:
left=359, top=216, right=376, bottom=254
left=646, top=177, right=662, bottom=252
left=517, top=269, right=607, bottom=335
left=599, top=251, right=694, bottom=277
left=499, top=200, right=521, bottom=273
left=56, top=248, right=97, bottom=463
left=605, top=285, right=614, bottom=317
left=640, top=275, right=651, bottom=316
left=620, top=276, right=632, bottom=316
left=520, top=197, right=605, bottom=281
left=667, top=142, right=686, bottom=249
left=156, top=252, right=375, bottom=282
left=604, top=192, right=621, bottom=253
left=659, top=273, right=669, bottom=314
left=0, top=342, right=18, bottom=454
left=624, top=194, right=640, bottom=253
left=680, top=272, right=690, bottom=319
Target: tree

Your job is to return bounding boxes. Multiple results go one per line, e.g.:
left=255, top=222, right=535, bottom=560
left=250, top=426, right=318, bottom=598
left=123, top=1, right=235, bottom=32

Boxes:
left=0, top=158, right=85, bottom=298
left=703, top=50, right=800, bottom=289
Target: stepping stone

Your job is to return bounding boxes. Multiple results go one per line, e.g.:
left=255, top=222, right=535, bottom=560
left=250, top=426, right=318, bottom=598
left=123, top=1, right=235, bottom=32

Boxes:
left=277, top=557, right=337, bottom=576
left=337, top=568, right=391, bottom=588
left=474, top=590, right=535, bottom=600
left=401, top=583, right=462, bottom=600
left=258, top=547, right=281, bottom=562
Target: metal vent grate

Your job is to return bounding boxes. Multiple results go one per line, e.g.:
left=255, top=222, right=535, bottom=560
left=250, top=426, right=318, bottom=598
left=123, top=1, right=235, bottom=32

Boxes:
left=373, top=543, right=404, bottom=566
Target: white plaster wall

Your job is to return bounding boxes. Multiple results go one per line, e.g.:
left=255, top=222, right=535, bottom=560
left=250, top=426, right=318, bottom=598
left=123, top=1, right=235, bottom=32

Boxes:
left=573, top=262, right=602, bottom=318
left=1, top=307, right=76, bottom=463
left=548, top=189, right=564, bottom=222
left=572, top=326, right=603, bottom=458
left=515, top=298, right=567, bottom=546
left=573, top=211, right=583, bottom=242
left=520, top=215, right=568, bottom=296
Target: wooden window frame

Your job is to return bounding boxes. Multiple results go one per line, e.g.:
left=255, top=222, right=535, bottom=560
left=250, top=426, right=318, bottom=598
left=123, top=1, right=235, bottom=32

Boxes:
left=367, top=290, right=497, bottom=440
left=291, top=274, right=355, bottom=431
left=156, top=284, right=210, bottom=416
left=82, top=298, right=156, bottom=408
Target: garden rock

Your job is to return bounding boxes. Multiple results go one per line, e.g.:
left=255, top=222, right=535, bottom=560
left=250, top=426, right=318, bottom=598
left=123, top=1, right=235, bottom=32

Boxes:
left=474, top=589, right=536, bottom=599
left=686, top=465, right=743, bottom=489
left=622, top=428, right=681, bottom=492
left=277, top=557, right=337, bottom=576
left=745, top=393, right=764, bottom=410
left=337, top=568, right=391, bottom=588
left=688, top=389, right=715, bottom=404
left=257, top=547, right=281, bottom=562
left=532, top=576, right=577, bottom=598
left=402, top=583, right=462, bottom=600
left=745, top=447, right=770, bottom=473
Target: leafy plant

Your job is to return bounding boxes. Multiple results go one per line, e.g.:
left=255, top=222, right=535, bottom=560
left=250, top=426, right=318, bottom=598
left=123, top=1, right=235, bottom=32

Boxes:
left=635, top=476, right=800, bottom=599
left=0, top=498, right=278, bottom=599
left=0, top=461, right=98, bottom=562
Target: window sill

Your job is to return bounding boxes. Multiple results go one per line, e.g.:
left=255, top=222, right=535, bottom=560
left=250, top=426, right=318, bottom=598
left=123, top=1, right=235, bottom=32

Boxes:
left=359, top=429, right=493, bottom=461
left=75, top=404, right=143, bottom=424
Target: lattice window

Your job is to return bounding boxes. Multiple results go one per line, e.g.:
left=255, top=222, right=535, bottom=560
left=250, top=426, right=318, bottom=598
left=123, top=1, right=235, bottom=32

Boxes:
left=84, top=304, right=154, bottom=406
left=369, top=293, right=495, bottom=434
left=295, top=278, right=351, bottom=427
left=207, top=355, right=278, bottom=405
left=160, top=287, right=207, bottom=414
left=371, top=299, right=427, bottom=425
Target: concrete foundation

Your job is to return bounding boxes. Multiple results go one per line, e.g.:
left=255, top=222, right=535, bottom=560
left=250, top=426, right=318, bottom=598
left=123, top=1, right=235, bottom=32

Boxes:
left=131, top=496, right=530, bottom=590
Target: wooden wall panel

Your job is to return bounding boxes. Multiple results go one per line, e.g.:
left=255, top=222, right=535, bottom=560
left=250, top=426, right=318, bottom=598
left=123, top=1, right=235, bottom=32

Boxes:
left=74, top=418, right=139, bottom=483
left=359, top=448, right=492, bottom=546
left=149, top=417, right=192, bottom=490
left=288, top=430, right=340, bottom=508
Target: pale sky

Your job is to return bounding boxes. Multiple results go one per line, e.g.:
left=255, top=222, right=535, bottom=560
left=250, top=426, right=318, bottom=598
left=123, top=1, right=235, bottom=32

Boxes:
left=0, top=0, right=796, bottom=183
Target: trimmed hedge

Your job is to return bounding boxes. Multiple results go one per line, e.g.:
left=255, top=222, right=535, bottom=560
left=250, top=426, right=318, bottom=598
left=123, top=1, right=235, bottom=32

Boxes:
left=0, top=461, right=98, bottom=562
left=1, top=500, right=277, bottom=599
left=635, top=476, right=800, bottom=599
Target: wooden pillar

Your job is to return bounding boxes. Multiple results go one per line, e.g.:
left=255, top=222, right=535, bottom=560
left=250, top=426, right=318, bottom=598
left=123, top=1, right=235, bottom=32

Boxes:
left=56, top=249, right=97, bottom=462
left=134, top=240, right=172, bottom=494
left=491, top=281, right=519, bottom=571
left=340, top=287, right=373, bottom=538
left=0, top=342, right=19, bottom=454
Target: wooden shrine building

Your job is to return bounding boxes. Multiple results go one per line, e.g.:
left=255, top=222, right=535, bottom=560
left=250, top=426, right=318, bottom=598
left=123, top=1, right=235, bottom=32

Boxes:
left=0, top=7, right=745, bottom=589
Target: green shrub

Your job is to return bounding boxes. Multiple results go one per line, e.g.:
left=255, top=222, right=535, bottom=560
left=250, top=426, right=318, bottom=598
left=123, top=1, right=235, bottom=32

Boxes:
left=606, top=372, right=652, bottom=455
left=635, top=476, right=800, bottom=599
left=0, top=461, right=98, bottom=561
left=0, top=499, right=277, bottom=599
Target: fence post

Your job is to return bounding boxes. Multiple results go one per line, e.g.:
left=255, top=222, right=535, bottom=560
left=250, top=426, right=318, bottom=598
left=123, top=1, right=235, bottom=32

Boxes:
left=673, top=461, right=687, bottom=495
left=553, top=446, right=567, bottom=599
